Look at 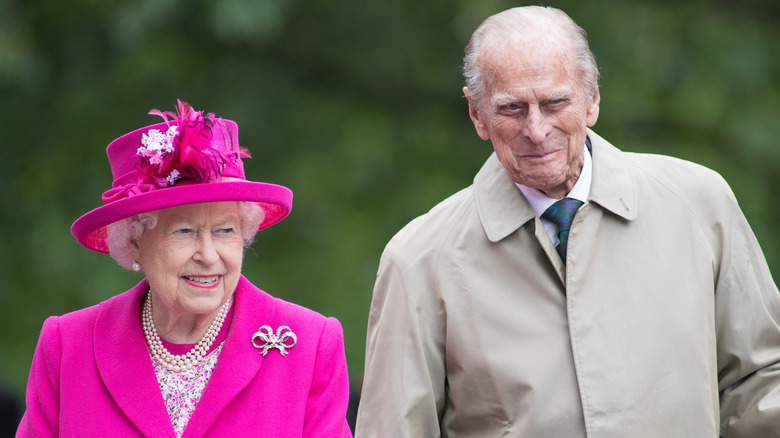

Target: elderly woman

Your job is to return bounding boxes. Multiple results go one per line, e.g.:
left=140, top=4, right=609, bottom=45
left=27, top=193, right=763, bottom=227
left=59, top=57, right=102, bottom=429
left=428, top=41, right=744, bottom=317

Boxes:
left=17, top=101, right=353, bottom=437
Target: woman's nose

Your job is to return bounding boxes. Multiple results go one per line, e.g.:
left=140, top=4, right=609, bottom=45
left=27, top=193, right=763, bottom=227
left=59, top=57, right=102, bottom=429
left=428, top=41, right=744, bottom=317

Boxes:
left=193, top=233, right=219, bottom=265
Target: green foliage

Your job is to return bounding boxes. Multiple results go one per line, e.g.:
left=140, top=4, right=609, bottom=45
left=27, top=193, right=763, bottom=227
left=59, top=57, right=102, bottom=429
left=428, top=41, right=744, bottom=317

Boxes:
left=1, top=0, right=779, bottom=406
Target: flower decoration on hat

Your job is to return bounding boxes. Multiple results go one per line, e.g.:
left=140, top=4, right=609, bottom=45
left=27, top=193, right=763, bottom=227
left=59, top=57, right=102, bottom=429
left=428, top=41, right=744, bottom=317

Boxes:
left=136, top=100, right=250, bottom=188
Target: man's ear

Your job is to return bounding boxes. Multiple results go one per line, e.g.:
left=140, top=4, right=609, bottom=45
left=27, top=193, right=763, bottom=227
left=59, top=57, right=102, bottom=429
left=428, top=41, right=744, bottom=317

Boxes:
left=586, top=88, right=600, bottom=127
left=463, top=87, right=491, bottom=141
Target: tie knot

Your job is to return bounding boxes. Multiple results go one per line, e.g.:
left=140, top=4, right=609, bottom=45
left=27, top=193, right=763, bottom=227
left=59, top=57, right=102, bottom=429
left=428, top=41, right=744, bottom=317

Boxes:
left=542, top=198, right=584, bottom=230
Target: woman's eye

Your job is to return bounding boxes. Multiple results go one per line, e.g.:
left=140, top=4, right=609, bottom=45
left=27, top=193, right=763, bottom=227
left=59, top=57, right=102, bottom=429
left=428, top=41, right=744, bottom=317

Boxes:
left=217, top=228, right=236, bottom=235
left=174, top=228, right=194, bottom=235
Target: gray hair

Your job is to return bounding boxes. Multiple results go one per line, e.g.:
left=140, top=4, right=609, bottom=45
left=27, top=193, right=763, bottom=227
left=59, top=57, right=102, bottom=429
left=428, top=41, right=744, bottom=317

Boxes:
left=463, top=6, right=599, bottom=106
left=106, top=201, right=266, bottom=270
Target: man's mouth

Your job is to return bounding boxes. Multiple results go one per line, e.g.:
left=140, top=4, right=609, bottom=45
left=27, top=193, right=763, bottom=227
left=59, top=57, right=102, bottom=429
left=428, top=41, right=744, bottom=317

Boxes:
left=521, top=149, right=559, bottom=159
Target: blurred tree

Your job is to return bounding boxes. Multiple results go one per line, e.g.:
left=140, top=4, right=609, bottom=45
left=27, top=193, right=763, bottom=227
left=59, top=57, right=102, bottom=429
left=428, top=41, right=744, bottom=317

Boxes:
left=1, top=0, right=778, bottom=416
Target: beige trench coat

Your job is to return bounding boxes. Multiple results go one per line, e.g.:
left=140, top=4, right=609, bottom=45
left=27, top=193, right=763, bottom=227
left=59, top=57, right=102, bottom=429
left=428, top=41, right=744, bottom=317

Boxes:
left=355, top=130, right=780, bottom=437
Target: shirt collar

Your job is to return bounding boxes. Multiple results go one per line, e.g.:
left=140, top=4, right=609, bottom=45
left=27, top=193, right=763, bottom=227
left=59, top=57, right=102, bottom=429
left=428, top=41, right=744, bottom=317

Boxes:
left=516, top=143, right=592, bottom=219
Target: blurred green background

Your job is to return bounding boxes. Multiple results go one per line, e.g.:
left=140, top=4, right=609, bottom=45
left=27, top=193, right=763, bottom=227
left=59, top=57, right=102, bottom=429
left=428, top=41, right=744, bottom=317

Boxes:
left=2, top=0, right=779, bottom=414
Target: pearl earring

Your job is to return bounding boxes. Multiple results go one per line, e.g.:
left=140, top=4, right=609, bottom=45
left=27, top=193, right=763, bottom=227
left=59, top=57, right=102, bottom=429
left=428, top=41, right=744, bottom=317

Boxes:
left=132, top=261, right=141, bottom=272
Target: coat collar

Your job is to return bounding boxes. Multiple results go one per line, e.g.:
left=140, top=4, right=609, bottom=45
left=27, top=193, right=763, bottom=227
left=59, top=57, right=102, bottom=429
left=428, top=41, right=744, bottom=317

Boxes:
left=474, top=129, right=637, bottom=243
left=94, top=280, right=174, bottom=437
left=94, top=275, right=278, bottom=437
left=586, top=129, right=638, bottom=222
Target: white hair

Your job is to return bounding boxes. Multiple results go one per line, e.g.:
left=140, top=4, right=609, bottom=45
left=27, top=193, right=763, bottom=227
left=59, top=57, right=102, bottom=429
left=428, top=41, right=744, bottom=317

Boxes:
left=106, top=201, right=266, bottom=270
left=463, top=6, right=600, bottom=107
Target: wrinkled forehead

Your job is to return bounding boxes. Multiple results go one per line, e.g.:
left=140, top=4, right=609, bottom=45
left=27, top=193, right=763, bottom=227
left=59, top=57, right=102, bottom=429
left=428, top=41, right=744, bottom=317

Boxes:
left=480, top=36, right=578, bottom=93
left=481, top=24, right=574, bottom=71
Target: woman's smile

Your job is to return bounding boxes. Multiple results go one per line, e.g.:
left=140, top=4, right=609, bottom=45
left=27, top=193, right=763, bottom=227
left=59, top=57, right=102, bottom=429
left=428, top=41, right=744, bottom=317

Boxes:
left=182, top=275, right=222, bottom=289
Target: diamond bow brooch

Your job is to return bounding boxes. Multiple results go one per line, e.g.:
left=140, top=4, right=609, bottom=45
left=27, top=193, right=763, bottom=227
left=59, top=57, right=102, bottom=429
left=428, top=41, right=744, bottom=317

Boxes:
left=251, top=325, right=297, bottom=356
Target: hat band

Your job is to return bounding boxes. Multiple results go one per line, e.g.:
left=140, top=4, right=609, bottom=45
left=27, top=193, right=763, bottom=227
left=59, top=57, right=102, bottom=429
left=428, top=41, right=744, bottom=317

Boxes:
left=102, top=165, right=246, bottom=204
left=102, top=180, right=157, bottom=203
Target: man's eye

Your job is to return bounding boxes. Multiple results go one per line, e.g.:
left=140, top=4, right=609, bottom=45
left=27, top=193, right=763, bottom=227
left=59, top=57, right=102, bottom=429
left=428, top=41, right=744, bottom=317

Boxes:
left=546, top=99, right=568, bottom=108
left=499, top=103, right=524, bottom=116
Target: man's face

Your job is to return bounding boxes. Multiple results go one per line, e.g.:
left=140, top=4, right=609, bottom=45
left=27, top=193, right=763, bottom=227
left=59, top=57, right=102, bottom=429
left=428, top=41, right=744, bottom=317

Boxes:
left=464, top=44, right=600, bottom=199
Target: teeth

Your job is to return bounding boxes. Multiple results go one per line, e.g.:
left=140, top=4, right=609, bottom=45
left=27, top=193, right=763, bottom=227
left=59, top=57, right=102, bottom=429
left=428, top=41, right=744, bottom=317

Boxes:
left=185, top=276, right=219, bottom=284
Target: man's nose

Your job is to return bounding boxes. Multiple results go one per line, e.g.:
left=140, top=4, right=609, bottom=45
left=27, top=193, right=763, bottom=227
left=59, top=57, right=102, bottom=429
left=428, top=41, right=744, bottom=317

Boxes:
left=522, top=106, right=552, bottom=144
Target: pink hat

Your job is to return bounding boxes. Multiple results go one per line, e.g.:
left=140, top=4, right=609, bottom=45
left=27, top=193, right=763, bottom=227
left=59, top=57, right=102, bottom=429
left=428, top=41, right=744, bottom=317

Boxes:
left=72, top=100, right=293, bottom=254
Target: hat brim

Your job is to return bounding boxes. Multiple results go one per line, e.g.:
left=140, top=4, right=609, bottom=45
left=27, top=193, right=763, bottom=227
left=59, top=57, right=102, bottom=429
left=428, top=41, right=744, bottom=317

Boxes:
left=71, top=180, right=292, bottom=254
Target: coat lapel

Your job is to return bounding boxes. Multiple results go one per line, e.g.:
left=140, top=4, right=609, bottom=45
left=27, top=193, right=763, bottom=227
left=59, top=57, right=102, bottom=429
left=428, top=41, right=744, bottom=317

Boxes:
left=474, top=153, right=538, bottom=244
left=94, top=280, right=176, bottom=438
left=182, top=276, right=277, bottom=437
left=587, top=129, right=638, bottom=222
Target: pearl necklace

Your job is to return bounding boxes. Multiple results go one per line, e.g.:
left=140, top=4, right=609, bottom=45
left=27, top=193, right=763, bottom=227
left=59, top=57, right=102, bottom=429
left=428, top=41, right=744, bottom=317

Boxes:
left=142, top=292, right=231, bottom=372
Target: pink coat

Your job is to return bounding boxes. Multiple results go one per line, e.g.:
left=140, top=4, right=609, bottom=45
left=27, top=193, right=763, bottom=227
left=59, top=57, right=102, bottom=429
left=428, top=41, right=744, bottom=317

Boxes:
left=17, top=276, right=353, bottom=437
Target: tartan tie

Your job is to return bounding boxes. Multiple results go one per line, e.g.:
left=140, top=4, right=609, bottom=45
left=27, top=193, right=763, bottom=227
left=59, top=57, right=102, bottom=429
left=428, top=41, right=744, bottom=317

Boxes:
left=541, top=198, right=584, bottom=263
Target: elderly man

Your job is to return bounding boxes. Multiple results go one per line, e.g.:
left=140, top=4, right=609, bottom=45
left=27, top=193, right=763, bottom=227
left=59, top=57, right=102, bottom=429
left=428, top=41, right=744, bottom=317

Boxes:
left=355, top=6, right=780, bottom=438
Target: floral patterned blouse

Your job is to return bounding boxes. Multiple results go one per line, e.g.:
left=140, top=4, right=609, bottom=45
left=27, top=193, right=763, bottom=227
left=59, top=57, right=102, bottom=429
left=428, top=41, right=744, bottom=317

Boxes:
left=153, top=344, right=224, bottom=437
left=150, top=305, right=234, bottom=438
